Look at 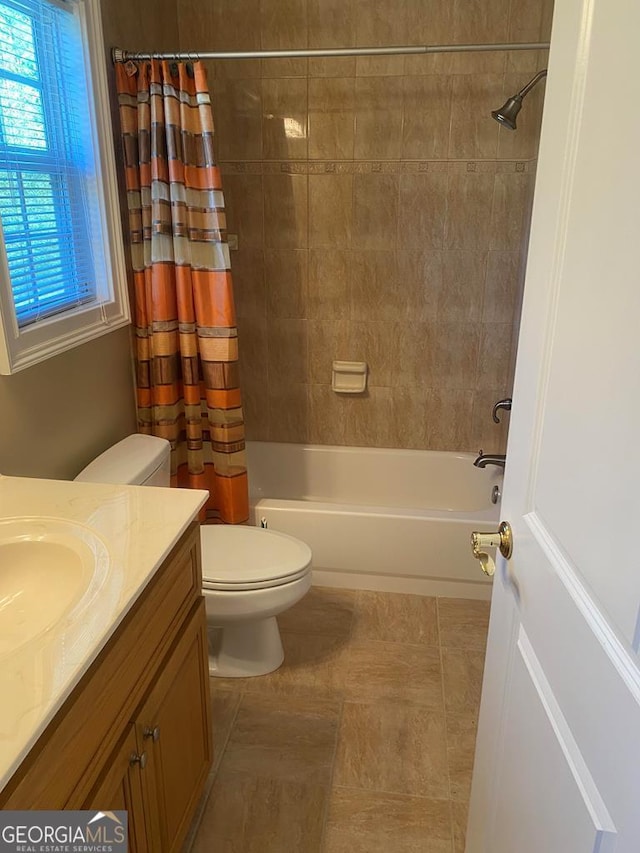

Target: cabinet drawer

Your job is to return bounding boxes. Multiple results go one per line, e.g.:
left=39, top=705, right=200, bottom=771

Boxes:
left=0, top=521, right=201, bottom=809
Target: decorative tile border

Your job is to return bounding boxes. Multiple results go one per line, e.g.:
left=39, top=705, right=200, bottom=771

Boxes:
left=219, top=159, right=538, bottom=176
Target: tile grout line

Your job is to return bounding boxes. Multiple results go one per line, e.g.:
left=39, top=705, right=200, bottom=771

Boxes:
left=348, top=589, right=359, bottom=643
left=183, top=686, right=244, bottom=853
left=214, top=688, right=244, bottom=771
left=435, top=596, right=457, bottom=853
left=318, top=697, right=345, bottom=852
left=448, top=799, right=458, bottom=853
left=317, top=590, right=355, bottom=849
left=329, top=782, right=453, bottom=804
left=304, top=42, right=313, bottom=439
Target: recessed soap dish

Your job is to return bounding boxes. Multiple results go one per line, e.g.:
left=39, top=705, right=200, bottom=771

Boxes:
left=332, top=360, right=368, bottom=394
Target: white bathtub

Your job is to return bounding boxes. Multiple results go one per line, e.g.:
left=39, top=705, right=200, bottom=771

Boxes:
left=247, top=442, right=502, bottom=600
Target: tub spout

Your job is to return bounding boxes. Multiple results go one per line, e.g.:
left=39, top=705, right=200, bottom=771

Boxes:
left=473, top=452, right=506, bottom=470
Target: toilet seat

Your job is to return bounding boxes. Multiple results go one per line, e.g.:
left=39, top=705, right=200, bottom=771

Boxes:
left=200, top=525, right=312, bottom=592
left=202, top=565, right=310, bottom=592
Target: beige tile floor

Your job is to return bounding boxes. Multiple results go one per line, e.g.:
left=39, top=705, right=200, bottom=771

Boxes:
left=186, top=588, right=490, bottom=853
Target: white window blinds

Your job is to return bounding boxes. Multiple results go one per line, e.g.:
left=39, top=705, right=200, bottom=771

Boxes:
left=0, top=0, right=102, bottom=327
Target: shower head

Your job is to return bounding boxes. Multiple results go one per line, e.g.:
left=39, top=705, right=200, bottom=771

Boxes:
left=491, top=69, right=548, bottom=130
left=491, top=95, right=524, bottom=130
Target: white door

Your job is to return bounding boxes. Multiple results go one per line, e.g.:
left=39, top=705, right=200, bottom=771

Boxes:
left=466, top=0, right=640, bottom=850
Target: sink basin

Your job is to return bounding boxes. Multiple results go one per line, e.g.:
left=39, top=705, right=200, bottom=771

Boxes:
left=0, top=517, right=110, bottom=656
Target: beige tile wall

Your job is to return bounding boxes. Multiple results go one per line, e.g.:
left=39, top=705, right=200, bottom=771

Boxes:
left=178, top=0, right=554, bottom=452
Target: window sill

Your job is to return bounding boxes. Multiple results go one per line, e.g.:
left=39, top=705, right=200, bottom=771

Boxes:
left=0, top=303, right=130, bottom=375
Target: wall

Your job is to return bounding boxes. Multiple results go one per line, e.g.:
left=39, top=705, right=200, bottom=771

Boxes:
left=178, top=0, right=553, bottom=453
left=0, top=330, right=137, bottom=479
left=0, top=0, right=180, bottom=480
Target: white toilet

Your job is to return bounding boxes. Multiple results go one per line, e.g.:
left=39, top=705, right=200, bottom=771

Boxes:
left=75, top=434, right=312, bottom=677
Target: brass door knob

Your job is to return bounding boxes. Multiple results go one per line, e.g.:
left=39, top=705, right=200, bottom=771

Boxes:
left=470, top=521, right=513, bottom=577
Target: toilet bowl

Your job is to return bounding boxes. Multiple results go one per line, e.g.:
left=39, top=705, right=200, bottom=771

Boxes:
left=201, top=525, right=311, bottom=677
left=75, top=434, right=312, bottom=678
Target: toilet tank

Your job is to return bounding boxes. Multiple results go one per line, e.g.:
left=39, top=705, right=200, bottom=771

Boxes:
left=75, top=434, right=171, bottom=487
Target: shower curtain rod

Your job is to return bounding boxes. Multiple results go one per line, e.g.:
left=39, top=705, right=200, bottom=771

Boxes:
left=111, top=42, right=550, bottom=63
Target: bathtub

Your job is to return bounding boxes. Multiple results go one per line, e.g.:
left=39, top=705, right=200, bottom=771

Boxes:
left=247, top=442, right=502, bottom=600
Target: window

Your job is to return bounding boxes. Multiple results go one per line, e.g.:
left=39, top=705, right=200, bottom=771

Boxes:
left=0, top=0, right=128, bottom=374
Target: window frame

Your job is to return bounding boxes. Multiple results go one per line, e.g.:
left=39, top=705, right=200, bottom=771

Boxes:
left=0, top=0, right=129, bottom=375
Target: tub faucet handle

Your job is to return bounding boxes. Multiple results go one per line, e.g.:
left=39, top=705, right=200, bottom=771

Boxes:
left=492, top=398, right=512, bottom=423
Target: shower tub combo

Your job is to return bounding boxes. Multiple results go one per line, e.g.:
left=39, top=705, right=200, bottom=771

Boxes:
left=247, top=442, right=502, bottom=600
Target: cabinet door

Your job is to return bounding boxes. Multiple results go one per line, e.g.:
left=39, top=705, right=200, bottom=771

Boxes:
left=84, top=725, right=148, bottom=853
left=137, top=599, right=213, bottom=852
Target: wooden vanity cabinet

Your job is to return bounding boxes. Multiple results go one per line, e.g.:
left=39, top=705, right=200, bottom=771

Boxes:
left=0, top=520, right=213, bottom=853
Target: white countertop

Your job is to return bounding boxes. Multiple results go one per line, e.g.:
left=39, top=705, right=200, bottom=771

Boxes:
left=0, top=474, right=208, bottom=792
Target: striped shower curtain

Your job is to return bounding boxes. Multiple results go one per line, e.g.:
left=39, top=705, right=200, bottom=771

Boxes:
left=116, top=60, right=248, bottom=524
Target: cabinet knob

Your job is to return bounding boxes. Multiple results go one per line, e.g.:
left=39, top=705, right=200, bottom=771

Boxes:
left=143, top=725, right=161, bottom=742
left=130, top=751, right=147, bottom=769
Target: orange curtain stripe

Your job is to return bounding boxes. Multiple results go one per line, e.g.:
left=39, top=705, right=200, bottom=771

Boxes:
left=193, top=270, right=237, bottom=327
left=176, top=268, right=197, bottom=322
left=214, top=471, right=250, bottom=526
left=206, top=388, right=243, bottom=409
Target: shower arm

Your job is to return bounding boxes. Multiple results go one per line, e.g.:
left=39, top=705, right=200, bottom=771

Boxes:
left=517, top=69, right=548, bottom=99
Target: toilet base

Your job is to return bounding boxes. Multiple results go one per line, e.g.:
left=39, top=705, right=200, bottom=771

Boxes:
left=208, top=616, right=285, bottom=678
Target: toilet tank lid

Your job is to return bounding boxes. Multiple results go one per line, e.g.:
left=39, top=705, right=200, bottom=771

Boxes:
left=75, top=434, right=171, bottom=485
